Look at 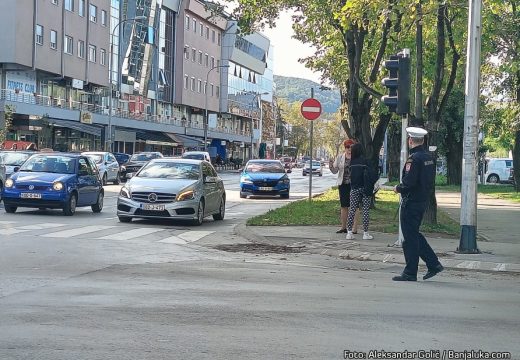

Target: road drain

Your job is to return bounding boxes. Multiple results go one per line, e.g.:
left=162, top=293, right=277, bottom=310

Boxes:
left=214, top=243, right=305, bottom=254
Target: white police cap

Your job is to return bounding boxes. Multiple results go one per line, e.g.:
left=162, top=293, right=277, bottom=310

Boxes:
left=406, top=127, right=428, bottom=138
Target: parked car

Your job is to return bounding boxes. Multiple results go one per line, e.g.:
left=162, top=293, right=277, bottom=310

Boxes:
left=0, top=150, right=36, bottom=178
left=240, top=160, right=290, bottom=199
left=82, top=151, right=120, bottom=185
left=117, top=158, right=226, bottom=225
left=181, top=151, right=211, bottom=162
left=302, top=160, right=323, bottom=176
left=2, top=153, right=104, bottom=216
left=279, top=156, right=293, bottom=173
left=120, top=152, right=164, bottom=181
left=484, top=158, right=513, bottom=184
left=113, top=152, right=131, bottom=166
left=509, top=167, right=515, bottom=183
left=0, top=161, right=5, bottom=203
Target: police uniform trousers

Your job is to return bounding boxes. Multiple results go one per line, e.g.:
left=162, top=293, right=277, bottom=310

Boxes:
left=400, top=201, right=441, bottom=276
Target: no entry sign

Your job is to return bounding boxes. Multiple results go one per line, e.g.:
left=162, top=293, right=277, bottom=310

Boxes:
left=301, top=98, right=322, bottom=120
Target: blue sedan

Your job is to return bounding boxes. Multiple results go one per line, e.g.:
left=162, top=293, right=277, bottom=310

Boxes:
left=240, top=160, right=290, bottom=199
left=2, top=153, right=104, bottom=216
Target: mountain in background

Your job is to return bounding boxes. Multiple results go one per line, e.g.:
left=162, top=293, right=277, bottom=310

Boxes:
left=273, top=75, right=341, bottom=114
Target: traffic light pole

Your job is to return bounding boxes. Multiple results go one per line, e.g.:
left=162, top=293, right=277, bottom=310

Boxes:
left=394, top=112, right=409, bottom=247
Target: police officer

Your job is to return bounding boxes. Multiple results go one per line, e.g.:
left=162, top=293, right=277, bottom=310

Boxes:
left=392, top=127, right=444, bottom=281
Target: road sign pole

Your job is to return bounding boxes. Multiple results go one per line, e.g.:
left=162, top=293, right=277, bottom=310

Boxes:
left=309, top=89, right=314, bottom=201
left=300, top=93, right=322, bottom=202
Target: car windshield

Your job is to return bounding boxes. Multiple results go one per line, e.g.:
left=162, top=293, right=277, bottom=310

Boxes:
left=0, top=152, right=33, bottom=166
left=245, top=162, right=285, bottom=173
left=87, top=154, right=104, bottom=164
left=130, top=153, right=158, bottom=162
left=19, top=155, right=76, bottom=174
left=137, top=162, right=200, bottom=179
left=182, top=153, right=205, bottom=160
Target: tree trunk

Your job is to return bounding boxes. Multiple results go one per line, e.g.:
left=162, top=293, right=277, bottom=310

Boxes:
left=446, top=141, right=463, bottom=185
left=415, top=0, right=424, bottom=125
left=387, top=119, right=402, bottom=182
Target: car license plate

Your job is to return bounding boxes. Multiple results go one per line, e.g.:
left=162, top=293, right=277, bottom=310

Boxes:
left=143, top=204, right=165, bottom=211
left=259, top=187, right=273, bottom=191
left=21, top=193, right=42, bottom=199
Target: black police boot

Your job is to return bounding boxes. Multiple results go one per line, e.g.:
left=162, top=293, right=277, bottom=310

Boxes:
left=423, top=264, right=444, bottom=280
left=392, top=273, right=417, bottom=282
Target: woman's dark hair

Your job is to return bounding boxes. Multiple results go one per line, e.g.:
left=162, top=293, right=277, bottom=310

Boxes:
left=350, top=143, right=363, bottom=160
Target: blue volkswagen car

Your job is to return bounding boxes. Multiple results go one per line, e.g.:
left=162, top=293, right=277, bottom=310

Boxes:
left=240, top=160, right=290, bottom=199
left=2, top=153, right=104, bottom=216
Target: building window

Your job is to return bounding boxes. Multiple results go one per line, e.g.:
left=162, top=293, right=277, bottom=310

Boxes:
left=78, top=40, right=85, bottom=58
left=51, top=0, right=58, bottom=5
left=50, top=30, right=57, bottom=50
left=65, top=0, right=74, bottom=12
left=36, top=25, right=44, bottom=45
left=64, top=35, right=73, bottom=54
left=197, top=79, right=202, bottom=93
left=205, top=54, right=209, bottom=67
left=217, top=32, right=221, bottom=45
left=211, top=30, right=216, bottom=43
left=210, top=84, right=214, bottom=96
left=193, top=18, right=196, bottom=32
left=205, top=26, right=209, bottom=39
left=100, top=48, right=106, bottom=65
left=89, top=4, right=97, bottom=22
left=191, top=48, right=196, bottom=62
left=78, top=0, right=85, bottom=16
left=198, top=51, right=203, bottom=65
left=199, top=23, right=203, bottom=37
left=88, top=44, right=96, bottom=62
left=184, top=75, right=188, bottom=89
left=101, top=10, right=107, bottom=26
left=190, top=77, right=195, bottom=91
left=216, top=86, right=220, bottom=98
left=216, top=59, right=220, bottom=72
left=184, top=45, right=189, bottom=60
left=185, top=15, right=189, bottom=30
left=203, top=81, right=207, bottom=94
left=211, top=56, right=215, bottom=68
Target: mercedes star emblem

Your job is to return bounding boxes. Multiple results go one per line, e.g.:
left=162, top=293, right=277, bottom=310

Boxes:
left=29, top=185, right=34, bottom=190
left=148, top=193, right=158, bottom=203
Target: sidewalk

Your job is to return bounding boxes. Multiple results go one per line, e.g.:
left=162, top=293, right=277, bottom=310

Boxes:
left=237, top=190, right=520, bottom=274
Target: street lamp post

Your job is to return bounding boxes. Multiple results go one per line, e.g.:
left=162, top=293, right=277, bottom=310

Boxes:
left=204, top=65, right=229, bottom=152
left=107, top=16, right=147, bottom=152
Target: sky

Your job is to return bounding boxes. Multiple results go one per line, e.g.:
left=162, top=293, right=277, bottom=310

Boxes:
left=260, top=11, right=322, bottom=84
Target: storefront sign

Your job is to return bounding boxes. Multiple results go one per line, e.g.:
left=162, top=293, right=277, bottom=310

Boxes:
left=208, top=114, right=217, bottom=129
left=80, top=111, right=93, bottom=124
left=72, top=79, right=84, bottom=89
left=6, top=71, right=37, bottom=94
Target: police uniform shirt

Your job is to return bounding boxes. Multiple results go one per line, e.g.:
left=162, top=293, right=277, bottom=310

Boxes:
left=396, top=145, right=435, bottom=203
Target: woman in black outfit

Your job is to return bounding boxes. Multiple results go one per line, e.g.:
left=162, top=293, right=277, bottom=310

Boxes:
left=346, top=143, right=373, bottom=240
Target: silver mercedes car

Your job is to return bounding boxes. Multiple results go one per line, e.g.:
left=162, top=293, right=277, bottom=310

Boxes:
left=116, top=158, right=225, bottom=225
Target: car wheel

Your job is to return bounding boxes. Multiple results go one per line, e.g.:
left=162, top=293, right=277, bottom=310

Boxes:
left=319, top=173, right=323, bottom=177
left=4, top=205, right=17, bottom=213
left=302, top=172, right=306, bottom=176
left=281, top=193, right=290, bottom=199
left=487, top=174, right=499, bottom=184
left=113, top=172, right=121, bottom=185
left=118, top=216, right=132, bottom=223
left=102, top=173, right=108, bottom=186
left=63, top=193, right=77, bottom=216
left=91, top=192, right=104, bottom=213
left=193, top=200, right=205, bottom=226
left=240, top=192, right=247, bottom=199
left=213, top=196, right=225, bottom=221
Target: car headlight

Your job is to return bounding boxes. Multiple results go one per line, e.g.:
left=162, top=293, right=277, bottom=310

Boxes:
left=177, top=189, right=195, bottom=201
left=5, top=179, right=14, bottom=188
left=120, top=187, right=131, bottom=199
left=53, top=181, right=64, bottom=191
left=240, top=176, right=253, bottom=184
left=281, top=177, right=290, bottom=184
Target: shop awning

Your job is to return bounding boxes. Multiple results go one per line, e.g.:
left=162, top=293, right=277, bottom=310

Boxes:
left=166, top=133, right=202, bottom=148
left=48, top=118, right=102, bottom=137
left=136, top=131, right=178, bottom=147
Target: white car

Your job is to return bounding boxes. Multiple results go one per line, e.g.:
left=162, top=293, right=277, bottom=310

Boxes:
left=484, top=158, right=513, bottom=184
left=302, top=160, right=323, bottom=176
left=181, top=151, right=211, bottom=162
left=82, top=152, right=120, bottom=185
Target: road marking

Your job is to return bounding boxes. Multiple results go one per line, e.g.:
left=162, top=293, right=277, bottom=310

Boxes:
left=382, top=254, right=392, bottom=263
left=0, top=228, right=31, bottom=236
left=0, top=221, right=17, bottom=225
left=41, top=225, right=116, bottom=238
left=359, top=252, right=371, bottom=261
left=177, top=231, right=214, bottom=242
left=99, top=227, right=165, bottom=240
left=17, top=223, right=67, bottom=230
left=456, top=261, right=481, bottom=269
left=493, top=263, right=507, bottom=271
left=157, top=236, right=187, bottom=245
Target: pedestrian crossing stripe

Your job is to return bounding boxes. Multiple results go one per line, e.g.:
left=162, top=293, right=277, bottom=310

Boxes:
left=178, top=231, right=214, bottom=242
left=99, top=227, right=165, bottom=241
left=40, top=225, right=117, bottom=238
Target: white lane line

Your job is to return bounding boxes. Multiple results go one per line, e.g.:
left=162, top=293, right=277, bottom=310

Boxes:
left=493, top=263, right=507, bottom=271
left=41, top=225, right=116, bottom=238
left=177, top=231, right=214, bottom=242
left=456, top=261, right=481, bottom=269
left=382, top=254, right=392, bottom=263
left=359, top=252, right=371, bottom=261
left=99, top=227, right=166, bottom=240
left=157, top=236, right=187, bottom=245
left=18, top=223, right=67, bottom=230
left=0, top=228, right=31, bottom=236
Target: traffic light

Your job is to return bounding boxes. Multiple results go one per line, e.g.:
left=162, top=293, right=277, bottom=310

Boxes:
left=381, top=51, right=411, bottom=115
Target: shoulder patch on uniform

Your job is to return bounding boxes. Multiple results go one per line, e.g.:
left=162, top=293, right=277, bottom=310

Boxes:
left=405, top=163, right=412, bottom=172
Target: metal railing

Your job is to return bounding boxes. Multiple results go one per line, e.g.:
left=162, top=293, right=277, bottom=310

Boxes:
left=1, top=89, right=251, bottom=137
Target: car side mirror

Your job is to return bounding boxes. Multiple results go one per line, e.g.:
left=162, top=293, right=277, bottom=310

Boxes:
left=14, top=166, right=20, bottom=172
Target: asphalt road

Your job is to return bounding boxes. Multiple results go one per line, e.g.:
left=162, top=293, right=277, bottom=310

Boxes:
left=1, top=169, right=519, bottom=359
